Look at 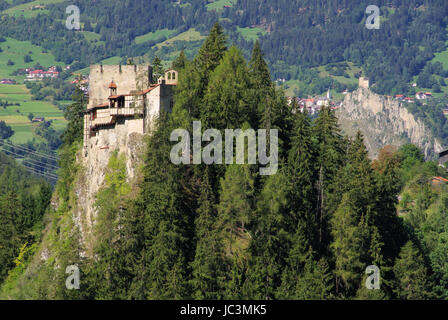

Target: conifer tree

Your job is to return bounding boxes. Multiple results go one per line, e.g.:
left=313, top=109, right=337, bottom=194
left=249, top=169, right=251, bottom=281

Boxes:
left=83, top=152, right=134, bottom=299
left=173, top=23, right=227, bottom=120
left=295, top=257, right=334, bottom=300
left=202, top=46, right=253, bottom=129
left=286, top=106, right=317, bottom=241
left=61, top=86, right=85, bottom=146
left=330, top=192, right=364, bottom=296
left=249, top=41, right=293, bottom=156
left=277, top=220, right=312, bottom=299
left=373, top=146, right=407, bottom=262
left=243, top=170, right=290, bottom=299
left=393, top=241, right=434, bottom=300
left=249, top=41, right=272, bottom=91
left=190, top=167, right=228, bottom=299
left=218, top=163, right=255, bottom=253
left=0, top=192, right=20, bottom=283
left=195, top=22, right=227, bottom=83
left=152, top=55, right=164, bottom=81
left=134, top=114, right=193, bottom=299
left=172, top=49, right=187, bottom=70
left=313, top=104, right=343, bottom=249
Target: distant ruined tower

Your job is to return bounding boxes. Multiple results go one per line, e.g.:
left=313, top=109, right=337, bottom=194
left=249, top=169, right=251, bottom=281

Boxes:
left=359, top=77, right=370, bottom=89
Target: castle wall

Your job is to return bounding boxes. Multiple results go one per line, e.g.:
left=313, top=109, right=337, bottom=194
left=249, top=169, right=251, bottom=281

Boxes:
left=144, top=85, right=174, bottom=132
left=88, top=65, right=152, bottom=108
left=359, top=77, right=370, bottom=89
left=77, top=65, right=175, bottom=251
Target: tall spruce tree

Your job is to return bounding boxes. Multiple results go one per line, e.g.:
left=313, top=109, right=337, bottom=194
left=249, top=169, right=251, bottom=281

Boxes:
left=249, top=41, right=293, bottom=157
left=202, top=46, right=253, bottom=129
left=313, top=104, right=343, bottom=250
left=195, top=22, right=227, bottom=85
left=393, top=241, right=434, bottom=300
left=286, top=106, right=317, bottom=242
left=0, top=192, right=20, bottom=283
left=295, top=257, right=334, bottom=299
left=173, top=22, right=227, bottom=120
left=243, top=170, right=290, bottom=299
left=277, top=220, right=312, bottom=299
left=152, top=55, right=164, bottom=81
left=172, top=49, right=187, bottom=70
left=330, top=192, right=364, bottom=297
left=190, top=167, right=228, bottom=299
left=133, top=114, right=193, bottom=299
left=218, top=163, right=255, bottom=253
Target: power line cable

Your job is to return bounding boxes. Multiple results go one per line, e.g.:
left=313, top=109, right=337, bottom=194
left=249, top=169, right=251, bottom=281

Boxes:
left=21, top=165, right=58, bottom=181
left=21, top=162, right=58, bottom=178
left=21, top=160, right=59, bottom=174
left=0, top=140, right=60, bottom=161
left=25, top=170, right=58, bottom=182
left=2, top=141, right=60, bottom=162
left=0, top=147, right=59, bottom=171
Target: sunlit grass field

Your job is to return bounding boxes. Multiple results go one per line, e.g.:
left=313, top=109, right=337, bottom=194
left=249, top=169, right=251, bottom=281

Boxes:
left=0, top=84, right=66, bottom=143
left=0, top=37, right=64, bottom=80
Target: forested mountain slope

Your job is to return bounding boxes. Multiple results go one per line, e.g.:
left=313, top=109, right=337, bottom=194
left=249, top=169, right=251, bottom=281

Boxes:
left=2, top=25, right=448, bottom=300
left=0, top=0, right=447, bottom=95
left=0, top=151, right=52, bottom=287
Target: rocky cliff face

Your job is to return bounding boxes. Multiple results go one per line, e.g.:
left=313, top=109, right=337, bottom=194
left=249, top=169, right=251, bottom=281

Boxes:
left=73, top=130, right=146, bottom=254
left=336, top=88, right=444, bottom=159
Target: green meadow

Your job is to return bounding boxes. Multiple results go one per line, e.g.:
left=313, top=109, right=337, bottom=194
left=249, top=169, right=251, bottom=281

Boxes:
left=0, top=84, right=66, bottom=143
left=0, top=37, right=64, bottom=80
left=1, top=0, right=65, bottom=18
left=154, top=28, right=205, bottom=49
left=135, top=29, right=177, bottom=45
left=206, top=0, right=236, bottom=11
left=237, top=27, right=267, bottom=42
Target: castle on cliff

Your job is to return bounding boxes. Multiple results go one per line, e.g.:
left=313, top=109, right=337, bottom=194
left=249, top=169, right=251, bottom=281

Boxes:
left=83, top=64, right=177, bottom=155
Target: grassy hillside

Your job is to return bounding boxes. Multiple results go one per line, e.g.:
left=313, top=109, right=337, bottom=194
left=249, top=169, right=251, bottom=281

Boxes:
left=0, top=37, right=64, bottom=81
left=135, top=29, right=177, bottom=45
left=0, top=84, right=65, bottom=143
left=154, top=28, right=205, bottom=49
left=237, top=27, right=267, bottom=42
left=1, top=0, right=65, bottom=18
left=206, top=0, right=236, bottom=11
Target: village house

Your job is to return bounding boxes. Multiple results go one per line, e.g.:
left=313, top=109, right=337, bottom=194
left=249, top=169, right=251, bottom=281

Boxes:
left=416, top=92, right=432, bottom=100
left=431, top=176, right=448, bottom=188
left=26, top=67, right=59, bottom=79
left=0, top=78, right=16, bottom=85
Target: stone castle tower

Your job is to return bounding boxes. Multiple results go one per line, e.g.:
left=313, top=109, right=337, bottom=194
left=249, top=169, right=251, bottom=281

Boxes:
left=83, top=65, right=177, bottom=154
left=77, top=65, right=178, bottom=238
left=359, top=77, right=370, bottom=89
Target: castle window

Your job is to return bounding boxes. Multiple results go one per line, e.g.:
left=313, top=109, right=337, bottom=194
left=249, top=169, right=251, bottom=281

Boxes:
left=172, top=72, right=176, bottom=80
left=168, top=72, right=172, bottom=80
